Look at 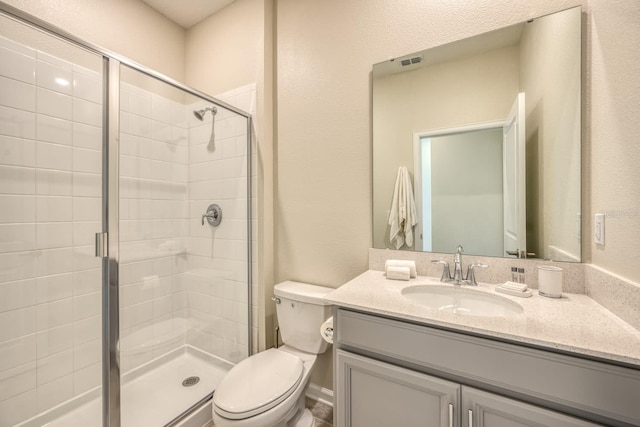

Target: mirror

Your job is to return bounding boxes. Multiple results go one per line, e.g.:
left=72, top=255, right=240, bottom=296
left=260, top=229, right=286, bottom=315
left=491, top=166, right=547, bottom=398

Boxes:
left=372, top=6, right=581, bottom=262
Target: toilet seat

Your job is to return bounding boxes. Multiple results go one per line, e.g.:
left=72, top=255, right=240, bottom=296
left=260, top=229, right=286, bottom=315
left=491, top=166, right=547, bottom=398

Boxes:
left=213, top=349, right=304, bottom=420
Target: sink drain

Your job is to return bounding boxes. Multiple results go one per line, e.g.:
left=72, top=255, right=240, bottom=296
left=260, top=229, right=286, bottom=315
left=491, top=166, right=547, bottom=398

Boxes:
left=182, top=376, right=200, bottom=387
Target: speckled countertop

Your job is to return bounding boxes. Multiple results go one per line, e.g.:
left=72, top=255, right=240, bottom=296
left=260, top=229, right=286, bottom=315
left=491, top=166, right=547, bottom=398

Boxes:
left=325, top=270, right=640, bottom=367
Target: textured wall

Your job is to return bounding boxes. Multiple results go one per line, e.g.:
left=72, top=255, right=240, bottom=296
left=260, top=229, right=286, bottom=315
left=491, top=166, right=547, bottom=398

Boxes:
left=185, top=0, right=262, bottom=96
left=588, top=0, right=640, bottom=282
left=2, top=0, right=186, bottom=81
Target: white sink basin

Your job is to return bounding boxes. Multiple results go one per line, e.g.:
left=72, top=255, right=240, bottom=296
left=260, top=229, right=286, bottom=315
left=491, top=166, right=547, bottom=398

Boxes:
left=401, top=285, right=523, bottom=317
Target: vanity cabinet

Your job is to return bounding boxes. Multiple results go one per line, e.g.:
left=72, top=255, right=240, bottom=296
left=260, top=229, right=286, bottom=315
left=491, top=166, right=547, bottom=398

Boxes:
left=333, top=308, right=640, bottom=427
left=336, top=349, right=598, bottom=427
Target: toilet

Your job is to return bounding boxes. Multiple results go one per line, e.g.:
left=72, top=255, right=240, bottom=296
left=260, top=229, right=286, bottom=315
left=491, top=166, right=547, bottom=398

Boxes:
left=212, top=281, right=333, bottom=427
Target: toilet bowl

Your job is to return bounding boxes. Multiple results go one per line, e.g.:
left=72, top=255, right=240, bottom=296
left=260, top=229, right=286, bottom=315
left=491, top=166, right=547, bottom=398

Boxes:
left=212, top=281, right=333, bottom=427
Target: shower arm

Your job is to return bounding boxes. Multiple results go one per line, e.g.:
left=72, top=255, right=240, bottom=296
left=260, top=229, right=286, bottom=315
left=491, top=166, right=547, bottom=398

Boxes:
left=193, top=107, right=217, bottom=144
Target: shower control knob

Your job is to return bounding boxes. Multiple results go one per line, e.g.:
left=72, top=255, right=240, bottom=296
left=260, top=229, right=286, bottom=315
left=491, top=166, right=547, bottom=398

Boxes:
left=201, top=204, right=222, bottom=226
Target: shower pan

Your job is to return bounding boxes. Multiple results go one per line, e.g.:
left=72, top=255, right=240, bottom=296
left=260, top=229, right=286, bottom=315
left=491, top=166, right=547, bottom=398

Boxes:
left=0, top=4, right=253, bottom=427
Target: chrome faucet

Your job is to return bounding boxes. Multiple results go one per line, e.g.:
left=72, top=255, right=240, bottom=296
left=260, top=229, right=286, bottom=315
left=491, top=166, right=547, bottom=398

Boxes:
left=431, top=245, right=488, bottom=286
left=452, top=245, right=464, bottom=283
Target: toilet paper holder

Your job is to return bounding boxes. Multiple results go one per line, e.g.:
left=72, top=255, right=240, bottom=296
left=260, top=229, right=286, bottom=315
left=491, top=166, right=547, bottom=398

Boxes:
left=321, top=316, right=334, bottom=344
left=322, top=325, right=333, bottom=342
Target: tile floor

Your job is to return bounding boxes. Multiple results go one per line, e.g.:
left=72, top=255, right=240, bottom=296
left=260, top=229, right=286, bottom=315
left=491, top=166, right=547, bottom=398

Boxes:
left=306, top=397, right=333, bottom=427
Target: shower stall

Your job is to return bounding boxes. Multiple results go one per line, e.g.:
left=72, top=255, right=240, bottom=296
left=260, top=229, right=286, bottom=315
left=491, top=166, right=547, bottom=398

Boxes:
left=0, top=4, right=253, bottom=427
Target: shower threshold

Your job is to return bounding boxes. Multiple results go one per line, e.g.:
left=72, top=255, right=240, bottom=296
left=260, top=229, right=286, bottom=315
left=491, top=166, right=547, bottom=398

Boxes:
left=17, top=346, right=232, bottom=427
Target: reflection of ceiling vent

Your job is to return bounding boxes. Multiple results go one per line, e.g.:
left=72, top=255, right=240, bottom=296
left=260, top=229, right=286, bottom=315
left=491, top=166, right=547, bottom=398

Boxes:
left=400, top=56, right=423, bottom=67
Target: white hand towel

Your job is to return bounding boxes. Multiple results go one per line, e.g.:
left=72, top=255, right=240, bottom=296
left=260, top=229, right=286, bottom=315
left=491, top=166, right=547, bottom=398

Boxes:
left=388, top=168, right=404, bottom=249
left=385, top=260, right=417, bottom=278
left=388, top=167, right=418, bottom=249
left=386, top=266, right=411, bottom=281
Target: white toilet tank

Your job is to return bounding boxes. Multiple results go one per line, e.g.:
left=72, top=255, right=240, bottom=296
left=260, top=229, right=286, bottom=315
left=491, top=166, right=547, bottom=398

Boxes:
left=274, top=281, right=333, bottom=354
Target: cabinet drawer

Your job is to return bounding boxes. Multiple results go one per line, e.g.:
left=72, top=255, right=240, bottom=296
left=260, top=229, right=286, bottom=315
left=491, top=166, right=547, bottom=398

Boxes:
left=335, top=308, right=640, bottom=426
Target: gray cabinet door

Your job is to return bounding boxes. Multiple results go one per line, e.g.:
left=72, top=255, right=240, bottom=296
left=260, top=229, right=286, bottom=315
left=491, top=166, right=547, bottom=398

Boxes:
left=462, top=387, right=603, bottom=427
left=336, top=349, right=460, bottom=427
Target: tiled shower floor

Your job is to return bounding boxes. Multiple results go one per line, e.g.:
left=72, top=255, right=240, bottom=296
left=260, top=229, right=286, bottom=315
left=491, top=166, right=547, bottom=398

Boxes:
left=27, top=348, right=230, bottom=427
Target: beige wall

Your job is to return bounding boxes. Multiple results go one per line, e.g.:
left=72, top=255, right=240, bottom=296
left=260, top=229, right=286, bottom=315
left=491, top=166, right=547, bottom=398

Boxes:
left=2, top=0, right=186, bottom=81
left=185, top=0, right=262, bottom=96
left=588, top=0, right=640, bottom=282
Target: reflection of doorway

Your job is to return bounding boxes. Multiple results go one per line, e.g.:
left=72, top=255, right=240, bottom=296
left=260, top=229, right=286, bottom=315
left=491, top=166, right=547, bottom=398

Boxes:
left=413, top=93, right=526, bottom=258
left=414, top=125, right=504, bottom=256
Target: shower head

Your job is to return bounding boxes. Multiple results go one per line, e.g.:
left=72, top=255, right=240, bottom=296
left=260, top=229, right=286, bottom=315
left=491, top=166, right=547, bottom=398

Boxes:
left=193, top=106, right=217, bottom=121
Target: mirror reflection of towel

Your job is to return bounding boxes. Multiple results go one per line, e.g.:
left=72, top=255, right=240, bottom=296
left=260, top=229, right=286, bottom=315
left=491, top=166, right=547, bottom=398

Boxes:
left=388, top=166, right=417, bottom=249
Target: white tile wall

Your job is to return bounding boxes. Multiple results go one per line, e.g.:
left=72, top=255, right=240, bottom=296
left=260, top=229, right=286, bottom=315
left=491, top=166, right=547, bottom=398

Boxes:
left=117, top=80, right=255, bottom=369
left=118, top=80, right=190, bottom=373
left=0, top=36, right=103, bottom=425
left=184, top=83, right=256, bottom=364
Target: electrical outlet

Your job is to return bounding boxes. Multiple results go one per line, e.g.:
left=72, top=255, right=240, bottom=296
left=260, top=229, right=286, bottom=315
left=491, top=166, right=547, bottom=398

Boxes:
left=594, top=213, right=605, bottom=245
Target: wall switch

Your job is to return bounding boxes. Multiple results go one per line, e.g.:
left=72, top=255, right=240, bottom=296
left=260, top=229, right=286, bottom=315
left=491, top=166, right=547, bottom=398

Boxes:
left=594, top=213, right=605, bottom=245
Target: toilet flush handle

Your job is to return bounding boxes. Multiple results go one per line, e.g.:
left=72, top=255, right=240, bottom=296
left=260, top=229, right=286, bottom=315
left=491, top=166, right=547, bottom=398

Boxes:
left=271, top=296, right=281, bottom=304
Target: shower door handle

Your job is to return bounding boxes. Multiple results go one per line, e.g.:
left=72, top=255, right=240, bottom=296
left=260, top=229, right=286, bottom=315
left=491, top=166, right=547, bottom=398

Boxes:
left=95, top=232, right=108, bottom=258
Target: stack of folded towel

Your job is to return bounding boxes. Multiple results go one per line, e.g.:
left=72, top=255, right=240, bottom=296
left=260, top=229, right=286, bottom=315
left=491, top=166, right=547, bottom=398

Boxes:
left=495, top=281, right=533, bottom=297
left=384, top=260, right=417, bottom=281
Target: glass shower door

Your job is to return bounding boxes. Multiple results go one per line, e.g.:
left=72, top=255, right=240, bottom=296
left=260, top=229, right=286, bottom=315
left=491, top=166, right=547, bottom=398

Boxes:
left=118, top=64, right=251, bottom=426
left=0, top=11, right=105, bottom=427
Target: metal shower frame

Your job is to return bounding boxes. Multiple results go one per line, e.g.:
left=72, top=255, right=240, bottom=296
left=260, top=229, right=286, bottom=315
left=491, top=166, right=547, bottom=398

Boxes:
left=0, top=3, right=254, bottom=427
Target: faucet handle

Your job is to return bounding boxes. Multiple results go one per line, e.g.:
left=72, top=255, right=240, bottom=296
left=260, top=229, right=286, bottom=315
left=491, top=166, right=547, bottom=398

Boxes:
left=431, top=260, right=452, bottom=282
left=466, top=262, right=488, bottom=286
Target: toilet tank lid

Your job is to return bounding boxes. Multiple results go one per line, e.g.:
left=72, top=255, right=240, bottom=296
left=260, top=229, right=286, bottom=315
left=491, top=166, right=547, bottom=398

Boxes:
left=274, top=281, right=333, bottom=305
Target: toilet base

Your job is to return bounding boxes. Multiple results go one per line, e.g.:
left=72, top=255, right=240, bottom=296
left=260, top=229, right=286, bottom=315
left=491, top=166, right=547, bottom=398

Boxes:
left=290, top=408, right=315, bottom=427
left=283, top=393, right=315, bottom=427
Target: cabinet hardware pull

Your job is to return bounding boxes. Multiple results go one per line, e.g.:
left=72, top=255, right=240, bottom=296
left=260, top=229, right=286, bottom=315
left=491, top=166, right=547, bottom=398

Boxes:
left=448, top=403, right=453, bottom=427
left=468, top=409, right=473, bottom=427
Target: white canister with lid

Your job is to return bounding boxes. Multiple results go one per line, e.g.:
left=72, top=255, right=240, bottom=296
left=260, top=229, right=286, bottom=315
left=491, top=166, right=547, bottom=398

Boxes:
left=538, top=265, right=563, bottom=298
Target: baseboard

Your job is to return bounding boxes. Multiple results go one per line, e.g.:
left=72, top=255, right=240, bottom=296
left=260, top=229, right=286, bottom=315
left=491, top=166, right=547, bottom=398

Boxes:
left=306, top=382, right=334, bottom=407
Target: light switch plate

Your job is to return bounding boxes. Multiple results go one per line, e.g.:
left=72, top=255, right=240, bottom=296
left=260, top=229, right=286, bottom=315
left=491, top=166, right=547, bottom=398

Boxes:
left=594, top=213, right=605, bottom=245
